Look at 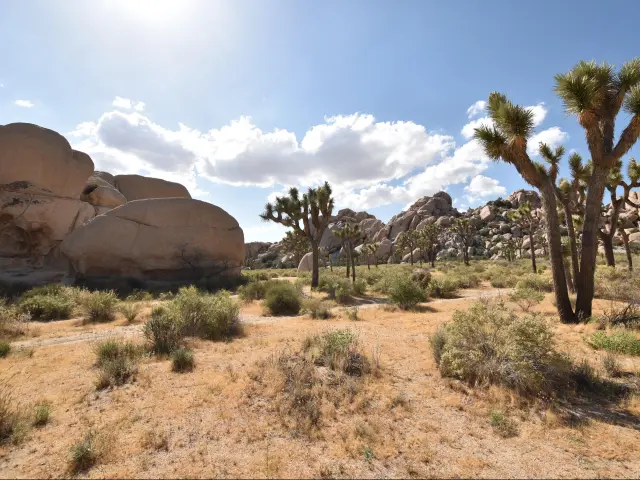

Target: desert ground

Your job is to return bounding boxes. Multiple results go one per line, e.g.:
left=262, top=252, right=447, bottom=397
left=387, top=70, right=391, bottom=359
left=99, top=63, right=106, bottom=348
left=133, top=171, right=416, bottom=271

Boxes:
left=1, top=261, right=639, bottom=479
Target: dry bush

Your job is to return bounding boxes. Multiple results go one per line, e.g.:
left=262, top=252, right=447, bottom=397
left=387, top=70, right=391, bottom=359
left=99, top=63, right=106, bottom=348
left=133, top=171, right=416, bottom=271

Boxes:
left=0, top=302, right=29, bottom=338
left=144, top=306, right=183, bottom=355
left=69, top=431, right=111, bottom=474
left=303, top=298, right=334, bottom=320
left=118, top=302, right=142, bottom=323
left=508, top=286, right=544, bottom=312
left=94, top=339, right=144, bottom=389
left=80, top=290, right=119, bottom=323
left=171, top=347, right=195, bottom=373
left=427, top=278, right=459, bottom=299
left=173, top=287, right=241, bottom=340
left=516, top=274, right=553, bottom=292
left=599, top=302, right=640, bottom=329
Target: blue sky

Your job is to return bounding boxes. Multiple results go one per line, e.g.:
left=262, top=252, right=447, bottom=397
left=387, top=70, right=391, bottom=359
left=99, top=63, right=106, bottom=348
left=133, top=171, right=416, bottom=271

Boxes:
left=2, top=0, right=640, bottom=242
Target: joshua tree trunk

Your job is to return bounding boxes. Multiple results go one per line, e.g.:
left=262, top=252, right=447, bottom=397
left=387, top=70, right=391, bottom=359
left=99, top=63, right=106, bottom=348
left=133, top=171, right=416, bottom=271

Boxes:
left=367, top=255, right=371, bottom=270
left=345, top=253, right=350, bottom=278
left=311, top=240, right=320, bottom=288
left=561, top=201, right=579, bottom=294
left=576, top=167, right=609, bottom=319
left=430, top=250, right=435, bottom=268
left=540, top=182, right=576, bottom=323
left=528, top=228, right=537, bottom=273
left=409, top=249, right=414, bottom=266
left=599, top=231, right=615, bottom=267
left=351, top=247, right=356, bottom=283
left=463, top=245, right=469, bottom=266
left=619, top=228, right=633, bottom=271
left=329, top=254, right=333, bottom=272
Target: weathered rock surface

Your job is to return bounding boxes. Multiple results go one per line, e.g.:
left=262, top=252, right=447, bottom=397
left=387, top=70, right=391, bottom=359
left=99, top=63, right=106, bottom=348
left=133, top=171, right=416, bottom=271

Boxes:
left=61, top=198, right=244, bottom=281
left=114, top=174, right=191, bottom=201
left=297, top=252, right=314, bottom=273
left=0, top=123, right=94, bottom=199
left=82, top=185, right=127, bottom=208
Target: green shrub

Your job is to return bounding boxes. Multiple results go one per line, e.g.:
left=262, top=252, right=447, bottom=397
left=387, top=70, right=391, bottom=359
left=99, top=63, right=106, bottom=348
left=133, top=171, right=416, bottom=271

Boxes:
left=118, top=302, right=141, bottom=323
left=0, top=342, right=9, bottom=358
left=238, top=280, right=281, bottom=302
left=429, top=325, right=447, bottom=365
left=388, top=277, right=426, bottom=309
left=451, top=273, right=481, bottom=289
left=144, top=306, right=183, bottom=355
left=125, top=290, right=153, bottom=302
left=353, top=279, right=367, bottom=296
left=264, top=282, right=302, bottom=316
left=171, top=287, right=242, bottom=340
left=410, top=269, right=431, bottom=289
left=33, top=402, right=51, bottom=427
left=490, top=276, right=517, bottom=288
left=434, top=300, right=560, bottom=395
left=18, top=294, right=74, bottom=321
left=303, top=329, right=369, bottom=375
left=427, top=278, right=459, bottom=299
left=69, top=433, right=98, bottom=473
left=489, top=410, right=518, bottom=438
left=94, top=339, right=143, bottom=389
left=304, top=298, right=333, bottom=319
left=80, top=290, right=119, bottom=323
left=508, top=287, right=544, bottom=312
left=587, top=330, right=640, bottom=356
left=516, top=274, right=553, bottom=292
left=171, top=347, right=195, bottom=372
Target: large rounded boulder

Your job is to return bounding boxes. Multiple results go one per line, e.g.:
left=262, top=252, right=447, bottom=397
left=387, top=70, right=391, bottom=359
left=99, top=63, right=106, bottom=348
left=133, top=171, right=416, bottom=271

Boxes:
left=114, top=174, right=191, bottom=201
left=61, top=198, right=245, bottom=281
left=0, top=123, right=94, bottom=198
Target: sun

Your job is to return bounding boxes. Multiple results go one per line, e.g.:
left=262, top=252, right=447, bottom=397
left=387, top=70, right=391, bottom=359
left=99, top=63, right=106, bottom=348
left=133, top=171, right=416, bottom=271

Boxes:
left=113, top=0, right=188, bottom=24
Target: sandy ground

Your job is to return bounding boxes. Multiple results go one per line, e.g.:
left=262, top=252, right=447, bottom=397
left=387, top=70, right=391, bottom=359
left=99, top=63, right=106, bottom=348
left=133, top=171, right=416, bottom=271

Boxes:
left=1, top=289, right=639, bottom=479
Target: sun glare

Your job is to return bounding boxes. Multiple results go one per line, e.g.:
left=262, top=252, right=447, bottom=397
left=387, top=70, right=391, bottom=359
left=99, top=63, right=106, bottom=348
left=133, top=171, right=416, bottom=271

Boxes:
left=112, top=0, right=189, bottom=25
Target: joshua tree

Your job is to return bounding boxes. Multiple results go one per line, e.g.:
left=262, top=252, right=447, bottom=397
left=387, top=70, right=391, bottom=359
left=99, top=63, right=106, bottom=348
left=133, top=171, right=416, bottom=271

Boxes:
left=503, top=238, right=516, bottom=262
left=362, top=241, right=380, bottom=269
left=280, top=229, right=311, bottom=267
left=554, top=59, right=640, bottom=318
left=418, top=223, right=441, bottom=267
left=334, top=222, right=361, bottom=282
left=598, top=158, right=640, bottom=267
left=319, top=246, right=333, bottom=271
left=508, top=201, right=538, bottom=273
left=449, top=218, right=474, bottom=266
left=476, top=59, right=640, bottom=322
left=260, top=182, right=334, bottom=288
left=396, top=229, right=419, bottom=265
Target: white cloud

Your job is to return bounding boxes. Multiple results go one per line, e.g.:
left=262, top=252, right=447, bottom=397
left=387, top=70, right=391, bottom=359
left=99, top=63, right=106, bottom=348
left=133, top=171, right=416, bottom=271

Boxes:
left=461, top=117, right=493, bottom=139
left=529, top=103, right=547, bottom=127
left=112, top=96, right=145, bottom=111
left=466, top=100, right=486, bottom=119
left=464, top=174, right=506, bottom=204
left=528, top=127, right=569, bottom=156
left=14, top=100, right=34, bottom=108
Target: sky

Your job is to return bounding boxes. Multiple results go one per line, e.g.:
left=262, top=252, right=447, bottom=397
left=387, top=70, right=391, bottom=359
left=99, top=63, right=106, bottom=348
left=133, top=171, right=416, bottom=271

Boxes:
left=2, top=0, right=640, bottom=242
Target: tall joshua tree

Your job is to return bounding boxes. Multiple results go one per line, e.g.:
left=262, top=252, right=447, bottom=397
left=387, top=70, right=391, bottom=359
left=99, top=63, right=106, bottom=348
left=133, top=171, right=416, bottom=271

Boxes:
left=261, top=182, right=334, bottom=288
left=335, top=222, right=361, bottom=282
left=396, top=229, right=419, bottom=265
left=508, top=201, right=538, bottom=273
left=598, top=158, right=640, bottom=267
left=418, top=223, right=441, bottom=267
left=476, top=59, right=640, bottom=321
left=554, top=59, right=640, bottom=318
left=449, top=218, right=474, bottom=266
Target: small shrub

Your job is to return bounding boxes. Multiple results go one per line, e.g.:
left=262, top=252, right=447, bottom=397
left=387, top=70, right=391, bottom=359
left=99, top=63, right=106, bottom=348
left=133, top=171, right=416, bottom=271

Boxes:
left=172, top=287, right=242, bottom=340
left=304, top=329, right=370, bottom=376
left=435, top=300, right=560, bottom=395
left=94, top=340, right=143, bottom=389
left=238, top=280, right=280, bottom=302
left=346, top=306, right=359, bottom=321
left=427, top=278, right=459, bottom=299
left=144, top=306, right=183, bottom=354
left=0, top=342, right=10, bottom=358
left=602, top=353, right=622, bottom=377
left=489, top=410, right=519, bottom=438
left=452, top=273, right=481, bottom=289
left=304, top=298, right=333, bottom=319
left=80, top=290, right=119, bottom=323
left=118, top=302, right=141, bottom=323
left=171, top=347, right=195, bottom=373
left=0, top=302, right=29, bottom=338
left=0, top=381, right=23, bottom=443
left=18, top=294, right=74, bottom=321
left=33, top=402, right=51, bottom=427
left=517, top=274, right=553, bottom=292
left=508, top=287, right=544, bottom=312
left=264, top=282, right=302, bottom=316
left=388, top=277, right=426, bottom=309
left=587, top=330, right=640, bottom=356
left=429, top=325, right=447, bottom=365
left=410, top=269, right=431, bottom=289
left=490, top=276, right=517, bottom=289
left=353, top=279, right=367, bottom=296
left=69, top=433, right=98, bottom=473
left=125, top=290, right=153, bottom=302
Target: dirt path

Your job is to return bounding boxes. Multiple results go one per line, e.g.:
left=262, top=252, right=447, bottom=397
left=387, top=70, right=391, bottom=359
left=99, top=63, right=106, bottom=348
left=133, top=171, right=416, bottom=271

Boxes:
left=10, top=288, right=512, bottom=350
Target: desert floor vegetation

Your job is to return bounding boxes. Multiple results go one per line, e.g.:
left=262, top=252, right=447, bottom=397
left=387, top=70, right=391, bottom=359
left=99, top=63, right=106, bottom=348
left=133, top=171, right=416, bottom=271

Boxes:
left=0, top=259, right=639, bottom=477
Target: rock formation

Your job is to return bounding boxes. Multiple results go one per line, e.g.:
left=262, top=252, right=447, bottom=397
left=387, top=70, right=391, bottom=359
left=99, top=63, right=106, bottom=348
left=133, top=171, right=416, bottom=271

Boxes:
left=0, top=122, right=244, bottom=288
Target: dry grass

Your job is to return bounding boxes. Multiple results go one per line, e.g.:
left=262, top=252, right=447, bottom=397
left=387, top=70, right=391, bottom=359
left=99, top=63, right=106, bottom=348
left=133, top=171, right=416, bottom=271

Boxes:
left=0, top=278, right=638, bottom=477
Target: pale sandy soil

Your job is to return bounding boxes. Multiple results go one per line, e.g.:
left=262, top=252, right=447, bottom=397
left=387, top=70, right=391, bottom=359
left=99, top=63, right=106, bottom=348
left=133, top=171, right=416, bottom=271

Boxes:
left=1, top=290, right=639, bottom=479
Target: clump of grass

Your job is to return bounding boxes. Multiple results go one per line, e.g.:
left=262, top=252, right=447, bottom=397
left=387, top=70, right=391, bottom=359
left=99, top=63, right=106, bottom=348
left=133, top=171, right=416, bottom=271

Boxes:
left=388, top=276, right=426, bottom=310
left=587, top=330, right=640, bottom=356
left=171, top=347, right=195, bottom=373
left=94, top=339, right=143, bottom=389
left=0, top=302, right=29, bottom=338
left=508, top=286, right=544, bottom=312
left=33, top=401, right=51, bottom=427
left=602, top=353, right=622, bottom=377
left=346, top=306, right=359, bottom=321
left=69, top=433, right=98, bottom=473
left=427, top=278, right=459, bottom=299
left=264, top=282, right=302, bottom=316
left=143, top=306, right=183, bottom=355
left=304, top=329, right=371, bottom=376
left=516, top=274, right=553, bottom=292
left=0, top=380, right=24, bottom=444
left=80, top=290, right=119, bottom=323
left=118, top=302, right=141, bottom=323
left=489, top=410, right=519, bottom=438
left=303, top=298, right=333, bottom=319
left=429, top=325, right=447, bottom=365
left=125, top=290, right=153, bottom=302
left=172, top=287, right=242, bottom=340
left=0, top=342, right=10, bottom=358
left=433, top=300, right=561, bottom=395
